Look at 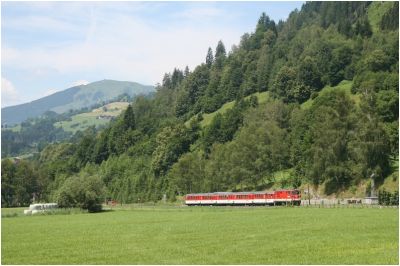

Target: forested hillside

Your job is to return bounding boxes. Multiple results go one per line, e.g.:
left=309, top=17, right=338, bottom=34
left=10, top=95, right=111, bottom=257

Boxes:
left=1, top=93, right=140, bottom=158
left=2, top=2, right=398, bottom=208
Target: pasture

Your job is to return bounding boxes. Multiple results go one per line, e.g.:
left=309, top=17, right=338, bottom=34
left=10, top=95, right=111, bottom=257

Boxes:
left=185, top=91, right=270, bottom=128
left=1, top=206, right=398, bottom=264
left=54, top=102, right=129, bottom=133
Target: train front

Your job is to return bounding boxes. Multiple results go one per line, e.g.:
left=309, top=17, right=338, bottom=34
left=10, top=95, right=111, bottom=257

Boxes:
left=291, top=189, right=301, bottom=205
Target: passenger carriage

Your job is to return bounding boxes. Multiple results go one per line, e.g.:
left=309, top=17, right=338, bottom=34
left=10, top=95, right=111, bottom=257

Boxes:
left=185, top=189, right=301, bottom=206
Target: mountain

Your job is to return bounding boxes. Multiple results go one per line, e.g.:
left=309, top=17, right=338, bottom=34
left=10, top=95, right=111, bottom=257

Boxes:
left=2, top=1, right=398, bottom=208
left=1, top=79, right=155, bottom=125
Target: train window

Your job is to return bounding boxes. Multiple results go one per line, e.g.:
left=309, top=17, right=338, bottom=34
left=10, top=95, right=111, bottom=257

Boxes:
left=292, top=191, right=299, bottom=195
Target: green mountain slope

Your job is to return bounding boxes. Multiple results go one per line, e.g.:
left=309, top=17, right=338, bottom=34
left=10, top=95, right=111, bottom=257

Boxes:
left=1, top=80, right=154, bottom=125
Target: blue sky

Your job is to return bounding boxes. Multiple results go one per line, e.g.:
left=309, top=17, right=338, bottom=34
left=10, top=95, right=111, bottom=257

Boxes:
left=1, top=1, right=304, bottom=107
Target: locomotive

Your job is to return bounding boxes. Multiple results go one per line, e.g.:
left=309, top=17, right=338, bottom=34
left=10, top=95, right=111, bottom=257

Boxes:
left=185, top=189, right=301, bottom=206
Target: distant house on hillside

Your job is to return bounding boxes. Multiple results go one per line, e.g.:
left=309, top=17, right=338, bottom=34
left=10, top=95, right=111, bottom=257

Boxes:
left=97, top=115, right=113, bottom=120
left=13, top=157, right=22, bottom=164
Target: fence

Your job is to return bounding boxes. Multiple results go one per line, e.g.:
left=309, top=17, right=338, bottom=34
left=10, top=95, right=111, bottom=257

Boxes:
left=299, top=199, right=398, bottom=208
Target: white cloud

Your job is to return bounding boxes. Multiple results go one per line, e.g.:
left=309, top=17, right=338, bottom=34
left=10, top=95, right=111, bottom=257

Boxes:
left=2, top=13, right=241, bottom=85
left=1, top=77, right=21, bottom=107
left=71, top=80, right=89, bottom=87
left=4, top=15, right=82, bottom=34
left=2, top=2, right=257, bottom=105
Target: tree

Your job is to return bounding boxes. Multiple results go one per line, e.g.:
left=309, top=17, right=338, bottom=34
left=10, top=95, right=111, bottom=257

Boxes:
left=202, top=104, right=245, bottom=153
left=215, top=40, right=226, bottom=58
left=184, top=66, right=190, bottom=77
left=298, top=56, right=323, bottom=91
left=256, top=45, right=274, bottom=92
left=229, top=118, right=289, bottom=189
left=1, top=159, right=40, bottom=207
left=294, top=90, right=358, bottom=193
left=168, top=151, right=205, bottom=194
left=1, top=159, right=16, bottom=207
left=123, top=104, right=136, bottom=130
left=214, top=41, right=226, bottom=70
left=380, top=2, right=399, bottom=30
left=271, top=66, right=298, bottom=102
left=73, top=127, right=96, bottom=168
left=363, top=50, right=392, bottom=72
left=352, top=92, right=392, bottom=181
left=329, top=45, right=353, bottom=86
left=151, top=124, right=193, bottom=177
left=56, top=172, right=105, bottom=212
left=206, top=47, right=214, bottom=67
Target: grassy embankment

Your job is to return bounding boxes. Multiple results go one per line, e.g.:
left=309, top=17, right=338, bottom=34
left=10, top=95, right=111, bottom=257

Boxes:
left=2, top=206, right=398, bottom=264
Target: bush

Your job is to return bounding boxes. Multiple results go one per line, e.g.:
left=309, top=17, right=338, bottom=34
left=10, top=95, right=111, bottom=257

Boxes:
left=378, top=189, right=399, bottom=206
left=311, top=92, right=319, bottom=99
left=56, top=174, right=105, bottom=212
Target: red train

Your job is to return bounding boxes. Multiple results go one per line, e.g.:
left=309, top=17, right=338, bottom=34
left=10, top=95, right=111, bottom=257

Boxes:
left=185, top=189, right=301, bottom=206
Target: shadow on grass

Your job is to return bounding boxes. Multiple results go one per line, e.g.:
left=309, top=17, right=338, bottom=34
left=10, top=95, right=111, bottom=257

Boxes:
left=89, top=208, right=115, bottom=214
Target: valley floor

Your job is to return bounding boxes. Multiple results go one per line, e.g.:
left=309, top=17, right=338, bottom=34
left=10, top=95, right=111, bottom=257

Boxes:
left=1, top=206, right=398, bottom=264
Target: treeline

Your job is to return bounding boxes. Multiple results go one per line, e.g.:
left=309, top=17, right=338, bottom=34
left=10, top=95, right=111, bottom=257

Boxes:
left=1, top=1, right=398, bottom=208
left=378, top=189, right=399, bottom=206
left=1, top=112, right=72, bottom=157
left=1, top=93, right=140, bottom=158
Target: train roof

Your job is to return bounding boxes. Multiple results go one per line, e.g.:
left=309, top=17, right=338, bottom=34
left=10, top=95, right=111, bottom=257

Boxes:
left=186, top=191, right=276, bottom=196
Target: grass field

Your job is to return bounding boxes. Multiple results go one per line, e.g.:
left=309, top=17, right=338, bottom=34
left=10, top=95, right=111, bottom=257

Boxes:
left=1, top=206, right=398, bottom=264
left=1, top=124, right=21, bottom=132
left=54, top=102, right=129, bottom=133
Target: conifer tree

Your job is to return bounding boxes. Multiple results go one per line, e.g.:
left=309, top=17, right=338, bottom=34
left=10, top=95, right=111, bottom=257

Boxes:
left=215, top=40, right=226, bottom=58
left=123, top=104, right=136, bottom=130
left=206, top=47, right=214, bottom=67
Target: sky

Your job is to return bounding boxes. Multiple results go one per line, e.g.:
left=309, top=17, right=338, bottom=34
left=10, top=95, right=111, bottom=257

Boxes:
left=1, top=1, right=304, bottom=107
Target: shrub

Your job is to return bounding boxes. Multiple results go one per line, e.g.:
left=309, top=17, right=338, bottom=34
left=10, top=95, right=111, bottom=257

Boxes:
left=56, top=174, right=105, bottom=212
left=378, top=189, right=399, bottom=206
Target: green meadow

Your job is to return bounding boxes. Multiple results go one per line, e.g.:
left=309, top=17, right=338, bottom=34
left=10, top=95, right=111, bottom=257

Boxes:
left=1, top=206, right=398, bottom=264
left=54, top=102, right=129, bottom=133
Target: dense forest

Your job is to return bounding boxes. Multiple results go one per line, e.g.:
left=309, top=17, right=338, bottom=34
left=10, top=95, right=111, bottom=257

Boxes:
left=2, top=2, right=398, bottom=209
